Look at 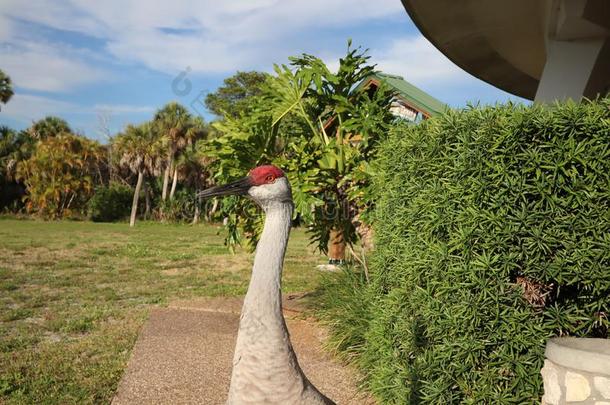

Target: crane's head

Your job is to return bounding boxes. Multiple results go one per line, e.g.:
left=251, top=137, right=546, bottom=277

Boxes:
left=198, top=165, right=292, bottom=206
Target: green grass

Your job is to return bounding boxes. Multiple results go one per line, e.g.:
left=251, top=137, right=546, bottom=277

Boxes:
left=0, top=218, right=325, bottom=404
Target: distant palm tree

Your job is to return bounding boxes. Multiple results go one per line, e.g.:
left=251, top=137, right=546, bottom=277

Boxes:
left=0, top=125, right=21, bottom=182
left=185, top=116, right=209, bottom=144
left=175, top=147, right=213, bottom=223
left=2, top=117, right=71, bottom=182
left=0, top=126, right=17, bottom=155
left=153, top=102, right=192, bottom=201
left=1, top=128, right=36, bottom=182
left=28, top=116, right=71, bottom=139
left=113, top=123, right=164, bottom=227
left=169, top=115, right=209, bottom=199
left=0, top=70, right=13, bottom=111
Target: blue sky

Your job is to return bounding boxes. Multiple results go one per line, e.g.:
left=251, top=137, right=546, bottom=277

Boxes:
left=0, top=0, right=526, bottom=141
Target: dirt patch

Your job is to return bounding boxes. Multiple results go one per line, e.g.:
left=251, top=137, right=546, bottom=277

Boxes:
left=160, top=268, right=185, bottom=276
left=43, top=331, right=64, bottom=343
left=0, top=246, right=90, bottom=270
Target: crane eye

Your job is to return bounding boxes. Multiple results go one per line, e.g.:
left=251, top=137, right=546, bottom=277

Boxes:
left=265, top=175, right=275, bottom=183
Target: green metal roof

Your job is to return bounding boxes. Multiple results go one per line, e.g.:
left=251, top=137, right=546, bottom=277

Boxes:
left=358, top=72, right=447, bottom=117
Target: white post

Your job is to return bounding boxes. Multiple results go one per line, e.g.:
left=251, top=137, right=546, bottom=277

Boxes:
left=535, top=0, right=609, bottom=103
left=535, top=38, right=605, bottom=102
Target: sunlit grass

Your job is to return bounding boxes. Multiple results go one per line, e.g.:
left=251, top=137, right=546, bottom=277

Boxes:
left=0, top=219, right=325, bottom=404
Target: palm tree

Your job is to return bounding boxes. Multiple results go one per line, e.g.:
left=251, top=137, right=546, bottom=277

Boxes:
left=0, top=70, right=13, bottom=111
left=184, top=116, right=209, bottom=149
left=169, top=115, right=209, bottom=199
left=28, top=116, right=71, bottom=139
left=0, top=126, right=17, bottom=176
left=2, top=128, right=36, bottom=183
left=0, top=126, right=24, bottom=208
left=113, top=123, right=164, bottom=227
left=153, top=102, right=192, bottom=201
left=2, top=118, right=70, bottom=185
left=174, top=147, right=213, bottom=223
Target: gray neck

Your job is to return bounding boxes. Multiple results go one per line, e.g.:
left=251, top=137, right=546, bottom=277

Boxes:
left=242, top=200, right=293, bottom=319
left=228, top=200, right=329, bottom=404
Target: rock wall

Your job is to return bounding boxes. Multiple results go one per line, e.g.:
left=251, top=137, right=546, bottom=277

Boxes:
left=542, top=359, right=610, bottom=404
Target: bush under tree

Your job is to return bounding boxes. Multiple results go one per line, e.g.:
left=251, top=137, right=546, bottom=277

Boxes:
left=87, top=183, right=133, bottom=222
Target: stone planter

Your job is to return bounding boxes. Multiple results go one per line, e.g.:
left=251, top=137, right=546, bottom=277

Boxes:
left=541, top=337, right=610, bottom=404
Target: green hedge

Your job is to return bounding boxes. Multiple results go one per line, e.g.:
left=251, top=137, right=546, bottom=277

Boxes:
left=322, top=100, right=610, bottom=404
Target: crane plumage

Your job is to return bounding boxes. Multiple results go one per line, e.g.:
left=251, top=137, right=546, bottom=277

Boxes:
left=199, top=165, right=335, bottom=405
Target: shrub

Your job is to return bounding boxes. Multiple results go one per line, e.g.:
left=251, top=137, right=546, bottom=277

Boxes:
left=87, top=183, right=132, bottom=222
left=156, top=190, right=196, bottom=223
left=321, top=100, right=610, bottom=404
left=17, top=134, right=106, bottom=218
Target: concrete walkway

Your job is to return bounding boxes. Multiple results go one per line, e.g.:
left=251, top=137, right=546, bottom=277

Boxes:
left=112, top=295, right=374, bottom=405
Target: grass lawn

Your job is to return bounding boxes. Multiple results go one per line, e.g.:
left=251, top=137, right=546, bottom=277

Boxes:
left=0, top=218, right=325, bottom=404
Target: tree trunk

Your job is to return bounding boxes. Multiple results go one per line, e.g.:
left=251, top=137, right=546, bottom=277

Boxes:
left=161, top=166, right=170, bottom=201
left=162, top=152, right=174, bottom=201
left=130, top=171, right=144, bottom=227
left=328, top=228, right=346, bottom=263
left=169, top=167, right=178, bottom=199
left=144, top=181, right=151, bottom=219
left=208, top=198, right=219, bottom=221
left=192, top=193, right=201, bottom=224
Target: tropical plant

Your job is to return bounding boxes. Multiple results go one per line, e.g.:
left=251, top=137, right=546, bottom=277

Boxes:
left=15, top=133, right=106, bottom=218
left=208, top=43, right=394, bottom=257
left=203, top=103, right=287, bottom=249
left=153, top=102, right=192, bottom=201
left=269, top=44, right=394, bottom=259
left=113, top=123, right=164, bottom=226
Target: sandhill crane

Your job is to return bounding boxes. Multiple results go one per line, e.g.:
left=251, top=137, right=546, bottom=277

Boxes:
left=199, top=165, right=335, bottom=405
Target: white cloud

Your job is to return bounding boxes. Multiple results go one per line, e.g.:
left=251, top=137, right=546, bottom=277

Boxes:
left=0, top=1, right=525, bottom=125
left=0, top=94, right=83, bottom=123
left=2, top=1, right=507, bottom=106
left=105, top=32, right=252, bottom=73
left=93, top=104, right=154, bottom=114
left=370, top=35, right=530, bottom=106
left=0, top=14, right=12, bottom=42
left=373, top=36, right=466, bottom=85
left=1, top=0, right=406, bottom=75
left=1, top=41, right=109, bottom=92
left=0, top=0, right=104, bottom=38
left=0, top=93, right=152, bottom=125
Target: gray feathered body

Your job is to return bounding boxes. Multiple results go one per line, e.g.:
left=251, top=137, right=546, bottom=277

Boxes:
left=227, top=188, right=334, bottom=405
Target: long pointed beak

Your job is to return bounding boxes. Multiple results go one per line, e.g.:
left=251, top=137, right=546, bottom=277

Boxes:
left=198, top=177, right=252, bottom=199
